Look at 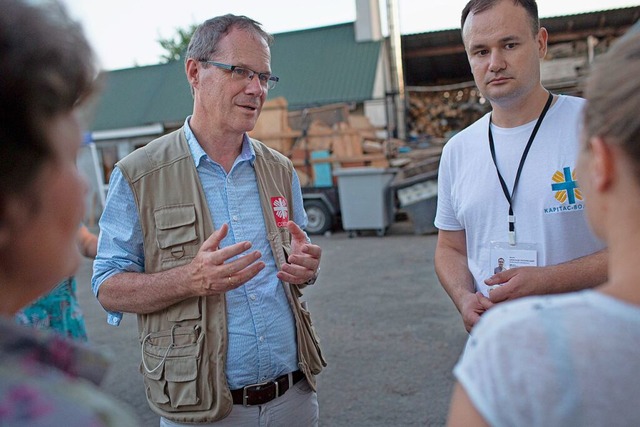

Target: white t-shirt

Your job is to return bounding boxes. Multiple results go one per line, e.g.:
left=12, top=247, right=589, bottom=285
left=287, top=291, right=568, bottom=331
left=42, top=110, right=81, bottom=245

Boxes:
left=435, top=95, right=605, bottom=295
left=454, top=291, right=640, bottom=427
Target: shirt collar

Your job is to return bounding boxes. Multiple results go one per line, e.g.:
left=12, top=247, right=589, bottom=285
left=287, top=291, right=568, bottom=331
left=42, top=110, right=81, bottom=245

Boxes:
left=183, top=117, right=256, bottom=168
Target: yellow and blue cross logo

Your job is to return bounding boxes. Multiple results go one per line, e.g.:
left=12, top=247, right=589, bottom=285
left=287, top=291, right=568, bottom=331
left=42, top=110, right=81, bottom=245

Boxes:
left=551, top=167, right=583, bottom=204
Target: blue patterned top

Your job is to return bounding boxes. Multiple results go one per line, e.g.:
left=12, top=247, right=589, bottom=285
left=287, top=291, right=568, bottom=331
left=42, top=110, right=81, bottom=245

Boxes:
left=16, top=277, right=88, bottom=342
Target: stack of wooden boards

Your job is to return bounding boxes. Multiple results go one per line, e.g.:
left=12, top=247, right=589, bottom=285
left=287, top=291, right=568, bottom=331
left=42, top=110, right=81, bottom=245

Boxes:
left=249, top=97, right=442, bottom=187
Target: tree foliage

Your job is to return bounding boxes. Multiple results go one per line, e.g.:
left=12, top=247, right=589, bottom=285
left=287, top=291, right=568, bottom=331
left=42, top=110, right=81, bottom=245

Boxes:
left=157, top=24, right=198, bottom=63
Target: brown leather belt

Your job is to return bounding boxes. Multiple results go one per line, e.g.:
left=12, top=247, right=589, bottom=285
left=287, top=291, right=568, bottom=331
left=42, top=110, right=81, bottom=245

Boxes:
left=230, top=370, right=305, bottom=406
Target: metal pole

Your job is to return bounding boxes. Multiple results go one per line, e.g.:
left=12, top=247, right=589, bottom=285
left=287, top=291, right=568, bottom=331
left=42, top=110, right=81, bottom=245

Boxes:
left=386, top=0, right=406, bottom=140
left=89, top=142, right=107, bottom=209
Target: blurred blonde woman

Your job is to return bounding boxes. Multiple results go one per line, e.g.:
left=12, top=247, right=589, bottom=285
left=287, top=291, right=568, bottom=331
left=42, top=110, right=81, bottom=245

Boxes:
left=0, top=0, right=138, bottom=425
left=447, top=31, right=640, bottom=426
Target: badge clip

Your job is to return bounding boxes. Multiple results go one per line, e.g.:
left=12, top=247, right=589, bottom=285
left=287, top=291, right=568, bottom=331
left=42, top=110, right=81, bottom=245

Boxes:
left=508, top=214, right=516, bottom=246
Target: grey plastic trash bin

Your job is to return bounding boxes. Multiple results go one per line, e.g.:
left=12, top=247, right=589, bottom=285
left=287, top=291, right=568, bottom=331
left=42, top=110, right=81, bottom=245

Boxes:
left=333, top=167, right=398, bottom=236
left=396, top=179, right=438, bottom=235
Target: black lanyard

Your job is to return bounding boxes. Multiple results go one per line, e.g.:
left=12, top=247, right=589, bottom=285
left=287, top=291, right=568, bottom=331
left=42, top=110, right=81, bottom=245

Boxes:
left=488, top=92, right=554, bottom=246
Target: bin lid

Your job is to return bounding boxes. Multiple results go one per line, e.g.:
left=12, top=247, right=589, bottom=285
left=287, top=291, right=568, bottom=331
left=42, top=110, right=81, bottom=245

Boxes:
left=333, top=167, right=399, bottom=177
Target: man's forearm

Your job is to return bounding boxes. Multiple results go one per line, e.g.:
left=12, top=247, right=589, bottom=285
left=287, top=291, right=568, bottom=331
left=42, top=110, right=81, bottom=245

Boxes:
left=97, top=265, right=196, bottom=315
left=545, top=249, right=608, bottom=293
left=435, top=247, right=476, bottom=313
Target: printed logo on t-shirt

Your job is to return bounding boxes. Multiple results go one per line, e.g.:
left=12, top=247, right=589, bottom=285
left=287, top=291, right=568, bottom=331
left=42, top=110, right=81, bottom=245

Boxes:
left=271, top=196, right=289, bottom=227
left=544, top=166, right=585, bottom=214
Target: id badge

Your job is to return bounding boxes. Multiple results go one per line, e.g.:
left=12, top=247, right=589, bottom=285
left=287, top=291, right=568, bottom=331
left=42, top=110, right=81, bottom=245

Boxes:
left=488, top=241, right=538, bottom=291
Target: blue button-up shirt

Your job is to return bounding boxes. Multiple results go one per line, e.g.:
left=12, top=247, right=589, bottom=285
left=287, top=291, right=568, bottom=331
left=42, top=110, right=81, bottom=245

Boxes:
left=92, top=118, right=307, bottom=388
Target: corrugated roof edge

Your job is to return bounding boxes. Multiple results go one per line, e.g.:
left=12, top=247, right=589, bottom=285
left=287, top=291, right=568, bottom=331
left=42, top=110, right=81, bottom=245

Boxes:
left=401, top=5, right=640, bottom=36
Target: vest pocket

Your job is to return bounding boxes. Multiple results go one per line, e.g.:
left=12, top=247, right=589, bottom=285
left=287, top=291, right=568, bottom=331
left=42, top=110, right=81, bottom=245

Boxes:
left=154, top=205, right=198, bottom=262
left=167, top=296, right=201, bottom=322
left=141, top=324, right=208, bottom=410
left=165, top=355, right=198, bottom=407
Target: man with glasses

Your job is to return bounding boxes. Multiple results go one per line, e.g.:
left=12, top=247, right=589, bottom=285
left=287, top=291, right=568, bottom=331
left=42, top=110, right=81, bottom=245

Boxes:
left=92, top=14, right=325, bottom=426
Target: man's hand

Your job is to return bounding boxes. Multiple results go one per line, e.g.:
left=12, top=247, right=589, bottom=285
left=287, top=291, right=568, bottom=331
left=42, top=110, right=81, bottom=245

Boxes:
left=460, top=292, right=494, bottom=333
left=189, top=223, right=265, bottom=295
left=277, top=221, right=321, bottom=285
left=485, top=250, right=608, bottom=303
left=484, top=266, right=552, bottom=303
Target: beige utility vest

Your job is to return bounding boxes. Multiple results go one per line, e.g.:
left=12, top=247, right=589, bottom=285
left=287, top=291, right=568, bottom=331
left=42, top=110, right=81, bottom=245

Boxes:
left=117, top=128, right=326, bottom=423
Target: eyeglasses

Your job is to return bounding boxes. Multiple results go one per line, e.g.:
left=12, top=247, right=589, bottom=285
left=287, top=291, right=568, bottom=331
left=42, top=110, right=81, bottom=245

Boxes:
left=201, top=61, right=279, bottom=90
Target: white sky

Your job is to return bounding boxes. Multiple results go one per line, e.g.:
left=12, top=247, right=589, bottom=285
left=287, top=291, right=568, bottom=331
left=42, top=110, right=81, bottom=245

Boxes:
left=61, top=0, right=639, bottom=70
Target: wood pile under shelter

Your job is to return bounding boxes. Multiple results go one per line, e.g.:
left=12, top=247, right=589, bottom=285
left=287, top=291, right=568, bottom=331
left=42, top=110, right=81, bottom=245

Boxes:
left=406, top=83, right=490, bottom=141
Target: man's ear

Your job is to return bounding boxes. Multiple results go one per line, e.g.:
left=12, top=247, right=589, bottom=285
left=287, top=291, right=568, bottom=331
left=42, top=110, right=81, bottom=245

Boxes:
left=589, top=136, right=615, bottom=192
left=185, top=58, right=199, bottom=88
left=537, top=27, right=549, bottom=59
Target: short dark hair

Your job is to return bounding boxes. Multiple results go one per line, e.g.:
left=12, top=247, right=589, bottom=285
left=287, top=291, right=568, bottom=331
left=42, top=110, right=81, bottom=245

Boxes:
left=461, top=0, right=540, bottom=37
left=0, top=0, right=96, bottom=200
left=185, top=14, right=274, bottom=63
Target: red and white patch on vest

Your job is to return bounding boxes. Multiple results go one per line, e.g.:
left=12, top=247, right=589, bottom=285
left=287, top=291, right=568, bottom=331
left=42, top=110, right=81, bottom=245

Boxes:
left=271, top=196, right=289, bottom=228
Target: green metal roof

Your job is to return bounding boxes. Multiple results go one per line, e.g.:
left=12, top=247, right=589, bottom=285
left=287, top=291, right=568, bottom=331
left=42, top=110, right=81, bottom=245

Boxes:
left=269, top=23, right=381, bottom=110
left=90, top=61, right=193, bottom=131
left=89, top=22, right=381, bottom=132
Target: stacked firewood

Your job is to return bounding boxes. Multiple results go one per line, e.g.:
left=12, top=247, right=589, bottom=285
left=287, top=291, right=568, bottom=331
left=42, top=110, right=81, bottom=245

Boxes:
left=407, top=86, right=490, bottom=139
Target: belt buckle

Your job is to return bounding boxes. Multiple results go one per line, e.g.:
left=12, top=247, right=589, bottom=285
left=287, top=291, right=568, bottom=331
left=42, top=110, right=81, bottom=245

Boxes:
left=242, top=380, right=278, bottom=407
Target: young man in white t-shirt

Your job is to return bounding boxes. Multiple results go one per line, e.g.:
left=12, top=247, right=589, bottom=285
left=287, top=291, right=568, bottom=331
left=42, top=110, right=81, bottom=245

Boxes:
left=447, top=28, right=640, bottom=427
left=434, top=0, right=607, bottom=333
